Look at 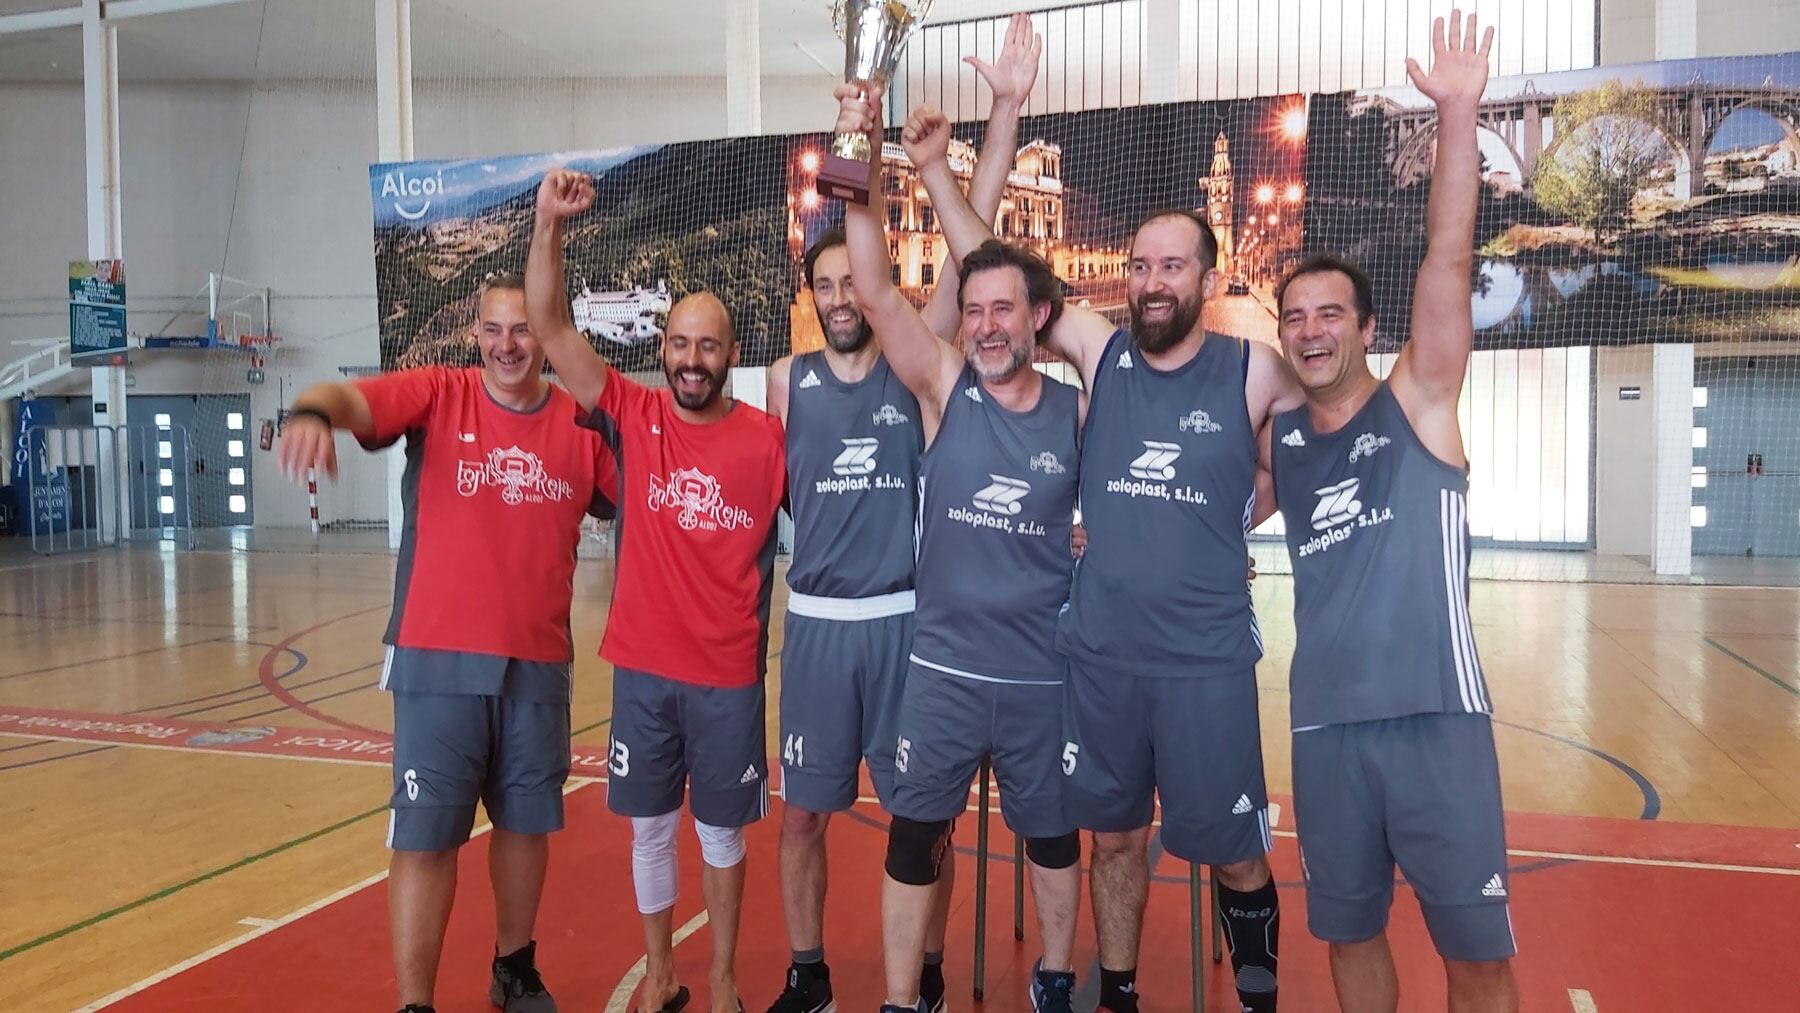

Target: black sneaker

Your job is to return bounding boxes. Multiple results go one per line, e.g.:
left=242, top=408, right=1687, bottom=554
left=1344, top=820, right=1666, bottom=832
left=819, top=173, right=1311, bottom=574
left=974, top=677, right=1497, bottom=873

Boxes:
left=764, top=962, right=835, bottom=1013
left=397, top=1006, right=435, bottom=1013
left=879, top=1004, right=927, bottom=1013
left=918, top=962, right=946, bottom=1013
left=489, top=941, right=556, bottom=1012
left=1028, top=959, right=1075, bottom=1013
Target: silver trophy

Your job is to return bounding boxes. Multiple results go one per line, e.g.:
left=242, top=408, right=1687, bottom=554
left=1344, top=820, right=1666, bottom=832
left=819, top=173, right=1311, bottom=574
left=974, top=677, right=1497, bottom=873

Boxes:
left=820, top=0, right=934, bottom=204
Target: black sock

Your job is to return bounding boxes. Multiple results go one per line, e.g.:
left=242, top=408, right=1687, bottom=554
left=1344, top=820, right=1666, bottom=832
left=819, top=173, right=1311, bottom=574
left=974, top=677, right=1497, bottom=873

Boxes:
left=1217, top=879, right=1279, bottom=1013
left=1099, top=966, right=1139, bottom=1011
left=919, top=953, right=944, bottom=999
left=496, top=941, right=535, bottom=971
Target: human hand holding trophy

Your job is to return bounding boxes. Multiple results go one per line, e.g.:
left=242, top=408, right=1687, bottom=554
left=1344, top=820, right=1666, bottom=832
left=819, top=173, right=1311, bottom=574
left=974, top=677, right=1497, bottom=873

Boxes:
left=818, top=0, right=935, bottom=204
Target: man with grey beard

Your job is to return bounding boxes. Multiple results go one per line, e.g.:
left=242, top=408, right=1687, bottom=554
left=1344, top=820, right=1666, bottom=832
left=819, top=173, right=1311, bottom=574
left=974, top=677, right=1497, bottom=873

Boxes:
left=761, top=16, right=1043, bottom=1011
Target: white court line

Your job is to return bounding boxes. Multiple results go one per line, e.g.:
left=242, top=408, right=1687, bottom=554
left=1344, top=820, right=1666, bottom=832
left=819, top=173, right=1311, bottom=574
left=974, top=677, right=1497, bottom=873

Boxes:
left=78, top=781, right=594, bottom=1011
left=604, top=910, right=711, bottom=1013
left=235, top=917, right=277, bottom=929
left=1569, top=987, right=1598, bottom=1012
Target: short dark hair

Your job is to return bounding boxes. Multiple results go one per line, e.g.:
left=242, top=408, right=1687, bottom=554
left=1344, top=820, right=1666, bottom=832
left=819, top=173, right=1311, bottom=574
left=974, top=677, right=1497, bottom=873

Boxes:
left=1134, top=209, right=1220, bottom=269
left=956, top=239, right=1065, bottom=343
left=480, top=271, right=525, bottom=297
left=803, top=228, right=847, bottom=290
left=1277, top=254, right=1376, bottom=325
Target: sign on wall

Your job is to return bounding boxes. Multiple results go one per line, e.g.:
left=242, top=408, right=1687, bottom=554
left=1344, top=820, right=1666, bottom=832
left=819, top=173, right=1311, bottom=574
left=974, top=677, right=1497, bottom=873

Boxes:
left=69, top=260, right=128, bottom=367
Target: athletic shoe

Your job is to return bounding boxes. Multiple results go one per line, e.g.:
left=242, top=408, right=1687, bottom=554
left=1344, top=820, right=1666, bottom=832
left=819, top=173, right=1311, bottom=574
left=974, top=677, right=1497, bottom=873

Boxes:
left=1027, top=959, right=1075, bottom=1013
left=397, top=1006, right=436, bottom=1013
left=765, top=962, right=836, bottom=1013
left=879, top=1004, right=927, bottom=1013
left=489, top=941, right=556, bottom=1012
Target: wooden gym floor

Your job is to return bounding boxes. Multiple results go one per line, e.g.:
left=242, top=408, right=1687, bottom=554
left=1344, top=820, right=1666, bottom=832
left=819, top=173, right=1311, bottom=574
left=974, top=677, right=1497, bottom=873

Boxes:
left=1, top=541, right=1797, bottom=1011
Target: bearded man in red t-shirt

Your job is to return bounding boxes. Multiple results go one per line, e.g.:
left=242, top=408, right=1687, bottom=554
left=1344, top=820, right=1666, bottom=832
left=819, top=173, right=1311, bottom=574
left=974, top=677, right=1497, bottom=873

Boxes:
left=527, top=168, right=787, bottom=1013
left=279, top=273, right=617, bottom=1013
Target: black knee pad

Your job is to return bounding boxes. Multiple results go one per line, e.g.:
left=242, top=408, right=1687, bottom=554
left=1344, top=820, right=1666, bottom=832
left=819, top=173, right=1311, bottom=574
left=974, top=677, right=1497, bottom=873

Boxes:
left=885, top=816, right=954, bottom=885
left=1026, top=831, right=1081, bottom=870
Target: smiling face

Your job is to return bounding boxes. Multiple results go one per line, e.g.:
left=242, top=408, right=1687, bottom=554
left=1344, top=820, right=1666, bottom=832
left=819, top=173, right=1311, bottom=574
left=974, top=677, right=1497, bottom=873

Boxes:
left=476, top=286, right=544, bottom=398
left=959, top=265, right=1045, bottom=382
left=1277, top=268, right=1377, bottom=394
left=661, top=295, right=738, bottom=412
left=807, top=243, right=873, bottom=355
left=1127, top=214, right=1214, bottom=354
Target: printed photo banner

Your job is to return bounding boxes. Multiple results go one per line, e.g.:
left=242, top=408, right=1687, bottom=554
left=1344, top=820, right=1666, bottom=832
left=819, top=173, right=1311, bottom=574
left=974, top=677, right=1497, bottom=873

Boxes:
left=368, top=49, right=1800, bottom=371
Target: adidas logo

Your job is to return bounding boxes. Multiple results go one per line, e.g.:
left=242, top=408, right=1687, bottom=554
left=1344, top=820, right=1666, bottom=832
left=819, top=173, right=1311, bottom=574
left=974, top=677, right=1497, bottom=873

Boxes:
left=1282, top=429, right=1305, bottom=447
left=1231, top=794, right=1253, bottom=815
left=1481, top=874, right=1507, bottom=898
left=799, top=370, right=822, bottom=389
left=966, top=386, right=983, bottom=403
left=1118, top=350, right=1133, bottom=369
left=739, top=765, right=761, bottom=785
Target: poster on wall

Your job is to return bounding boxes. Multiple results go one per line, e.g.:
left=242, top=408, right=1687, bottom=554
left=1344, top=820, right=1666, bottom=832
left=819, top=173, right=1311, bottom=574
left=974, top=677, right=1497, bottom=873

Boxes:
left=1303, top=51, right=1800, bottom=351
left=69, top=259, right=128, bottom=366
left=785, top=95, right=1309, bottom=353
left=370, top=137, right=793, bottom=373
left=10, top=398, right=69, bottom=536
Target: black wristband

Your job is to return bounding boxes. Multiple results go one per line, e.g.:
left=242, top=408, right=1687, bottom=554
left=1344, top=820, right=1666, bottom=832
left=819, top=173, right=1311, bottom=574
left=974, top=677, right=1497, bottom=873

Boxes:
left=287, top=406, right=332, bottom=429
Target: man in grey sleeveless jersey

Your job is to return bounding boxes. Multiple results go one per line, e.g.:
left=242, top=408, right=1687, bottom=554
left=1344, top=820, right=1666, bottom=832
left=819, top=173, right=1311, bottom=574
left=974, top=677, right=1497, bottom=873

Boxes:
left=1265, top=12, right=1517, bottom=1011
left=909, top=68, right=1305, bottom=1013
left=762, top=19, right=1042, bottom=1011
left=836, top=80, right=1088, bottom=1013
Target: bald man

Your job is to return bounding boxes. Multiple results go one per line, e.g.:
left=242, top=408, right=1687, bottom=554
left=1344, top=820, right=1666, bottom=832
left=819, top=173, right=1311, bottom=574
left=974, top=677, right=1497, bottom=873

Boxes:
left=528, top=169, right=787, bottom=1013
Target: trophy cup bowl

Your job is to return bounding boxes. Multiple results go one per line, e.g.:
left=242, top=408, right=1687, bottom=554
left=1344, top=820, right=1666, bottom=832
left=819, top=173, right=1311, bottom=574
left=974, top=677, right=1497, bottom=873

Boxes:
left=820, top=0, right=934, bottom=204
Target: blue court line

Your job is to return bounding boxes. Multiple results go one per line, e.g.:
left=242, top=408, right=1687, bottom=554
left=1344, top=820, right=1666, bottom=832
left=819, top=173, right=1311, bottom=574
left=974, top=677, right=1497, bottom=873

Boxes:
left=0, top=637, right=231, bottom=682
left=1704, top=637, right=1800, bottom=698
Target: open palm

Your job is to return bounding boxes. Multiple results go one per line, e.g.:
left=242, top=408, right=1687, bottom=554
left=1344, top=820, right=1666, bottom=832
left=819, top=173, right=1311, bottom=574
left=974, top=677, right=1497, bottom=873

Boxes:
left=965, top=11, right=1041, bottom=104
left=1406, top=9, right=1493, bottom=107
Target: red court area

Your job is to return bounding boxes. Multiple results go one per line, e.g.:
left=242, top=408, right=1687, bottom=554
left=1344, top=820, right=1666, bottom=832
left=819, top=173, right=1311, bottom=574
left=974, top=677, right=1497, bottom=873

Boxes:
left=110, top=785, right=1800, bottom=1012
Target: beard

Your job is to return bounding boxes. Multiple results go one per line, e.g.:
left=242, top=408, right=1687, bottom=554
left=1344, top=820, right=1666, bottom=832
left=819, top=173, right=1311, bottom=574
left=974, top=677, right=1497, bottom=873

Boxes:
left=822, top=307, right=873, bottom=354
left=967, top=336, right=1033, bottom=382
left=664, top=362, right=729, bottom=411
left=1129, top=290, right=1203, bottom=354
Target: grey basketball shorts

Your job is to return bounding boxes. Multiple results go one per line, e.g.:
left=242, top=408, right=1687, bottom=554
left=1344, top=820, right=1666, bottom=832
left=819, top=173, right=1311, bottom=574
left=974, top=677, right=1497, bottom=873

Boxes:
left=604, top=667, right=770, bottom=828
left=778, top=609, right=915, bottom=813
left=1061, top=658, right=1272, bottom=865
left=888, top=662, right=1071, bottom=840
left=1292, top=712, right=1516, bottom=962
left=388, top=690, right=572, bottom=852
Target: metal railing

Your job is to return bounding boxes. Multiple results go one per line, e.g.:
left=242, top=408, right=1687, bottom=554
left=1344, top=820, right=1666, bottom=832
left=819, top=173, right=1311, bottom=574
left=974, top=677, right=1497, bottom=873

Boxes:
left=22, top=424, right=195, bottom=554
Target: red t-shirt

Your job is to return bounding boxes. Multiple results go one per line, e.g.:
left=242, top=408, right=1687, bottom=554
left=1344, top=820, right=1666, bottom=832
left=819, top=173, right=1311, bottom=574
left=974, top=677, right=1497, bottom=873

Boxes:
left=580, top=374, right=786, bottom=688
left=354, top=367, right=617, bottom=662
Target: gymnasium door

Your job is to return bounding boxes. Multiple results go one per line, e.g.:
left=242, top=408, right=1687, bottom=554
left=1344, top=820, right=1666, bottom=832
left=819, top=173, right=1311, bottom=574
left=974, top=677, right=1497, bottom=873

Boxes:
left=1692, top=359, right=1800, bottom=557
left=129, top=394, right=254, bottom=528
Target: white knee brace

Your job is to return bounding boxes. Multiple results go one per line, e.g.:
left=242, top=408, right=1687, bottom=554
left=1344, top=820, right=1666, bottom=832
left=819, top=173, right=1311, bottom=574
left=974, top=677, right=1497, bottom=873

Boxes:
left=694, top=819, right=745, bottom=869
left=630, top=811, right=680, bottom=915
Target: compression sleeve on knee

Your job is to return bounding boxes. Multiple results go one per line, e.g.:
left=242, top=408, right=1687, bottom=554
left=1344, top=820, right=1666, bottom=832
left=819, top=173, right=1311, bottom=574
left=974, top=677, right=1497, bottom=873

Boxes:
left=630, top=811, right=681, bottom=914
left=1025, top=831, right=1081, bottom=870
left=694, top=819, right=746, bottom=869
left=885, top=816, right=954, bottom=886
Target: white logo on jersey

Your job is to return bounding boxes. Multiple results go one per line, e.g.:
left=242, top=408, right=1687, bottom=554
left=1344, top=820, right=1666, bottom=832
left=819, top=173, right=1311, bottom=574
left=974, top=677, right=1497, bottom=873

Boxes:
left=1481, top=874, right=1507, bottom=898
left=457, top=432, right=476, bottom=443
left=455, top=446, right=576, bottom=505
left=1178, top=409, right=1222, bottom=434
left=872, top=403, right=910, bottom=426
left=1311, top=477, right=1362, bottom=530
left=1117, top=350, right=1133, bottom=369
left=1030, top=451, right=1067, bottom=475
left=648, top=466, right=755, bottom=532
left=1129, top=441, right=1182, bottom=481
left=1231, top=794, right=1253, bottom=815
left=1282, top=429, right=1306, bottom=447
left=651, top=423, right=661, bottom=435
left=799, top=369, right=822, bottom=389
left=1349, top=432, right=1392, bottom=463
left=972, top=475, right=1031, bottom=515
left=739, top=764, right=761, bottom=785
left=965, top=386, right=983, bottom=403
left=832, top=437, right=879, bottom=476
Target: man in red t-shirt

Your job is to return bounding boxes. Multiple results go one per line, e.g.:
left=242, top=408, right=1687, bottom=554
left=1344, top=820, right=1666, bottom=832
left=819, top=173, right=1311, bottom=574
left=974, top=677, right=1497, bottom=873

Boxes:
left=279, top=274, right=616, bottom=1013
left=527, top=169, right=786, bottom=1013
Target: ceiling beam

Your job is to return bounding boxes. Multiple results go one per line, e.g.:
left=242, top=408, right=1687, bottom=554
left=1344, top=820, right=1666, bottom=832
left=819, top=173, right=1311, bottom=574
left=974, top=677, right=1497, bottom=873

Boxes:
left=0, top=0, right=254, bottom=36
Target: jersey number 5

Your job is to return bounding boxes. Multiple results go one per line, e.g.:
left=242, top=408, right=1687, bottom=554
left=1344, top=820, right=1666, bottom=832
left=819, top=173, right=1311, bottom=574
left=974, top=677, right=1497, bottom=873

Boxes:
left=1061, top=743, right=1079, bottom=776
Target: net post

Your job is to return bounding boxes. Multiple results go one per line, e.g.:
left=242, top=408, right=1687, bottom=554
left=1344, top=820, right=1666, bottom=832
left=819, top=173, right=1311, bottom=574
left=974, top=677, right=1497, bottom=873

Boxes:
left=973, top=757, right=990, bottom=1002
left=1191, top=863, right=1206, bottom=1013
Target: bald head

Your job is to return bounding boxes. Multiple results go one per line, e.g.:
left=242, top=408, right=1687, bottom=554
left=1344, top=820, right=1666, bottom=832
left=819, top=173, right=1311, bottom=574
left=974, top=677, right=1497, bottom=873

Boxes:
left=668, top=291, right=736, bottom=346
left=662, top=290, right=739, bottom=414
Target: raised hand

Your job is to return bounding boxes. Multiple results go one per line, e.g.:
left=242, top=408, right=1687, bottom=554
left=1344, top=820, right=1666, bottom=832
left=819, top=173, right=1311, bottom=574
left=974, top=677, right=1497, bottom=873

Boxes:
left=834, top=81, right=885, bottom=140
left=1405, top=8, right=1493, bottom=109
left=276, top=414, right=337, bottom=483
left=535, top=168, right=594, bottom=221
left=966, top=11, right=1042, bottom=107
left=901, top=106, right=953, bottom=171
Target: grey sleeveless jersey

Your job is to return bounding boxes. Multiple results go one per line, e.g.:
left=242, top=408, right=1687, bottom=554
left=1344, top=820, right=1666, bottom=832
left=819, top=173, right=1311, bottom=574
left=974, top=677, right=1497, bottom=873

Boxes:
left=1271, top=382, right=1490, bottom=728
left=1054, top=329, right=1261, bottom=678
left=911, top=365, right=1082, bottom=683
left=784, top=352, right=923, bottom=599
